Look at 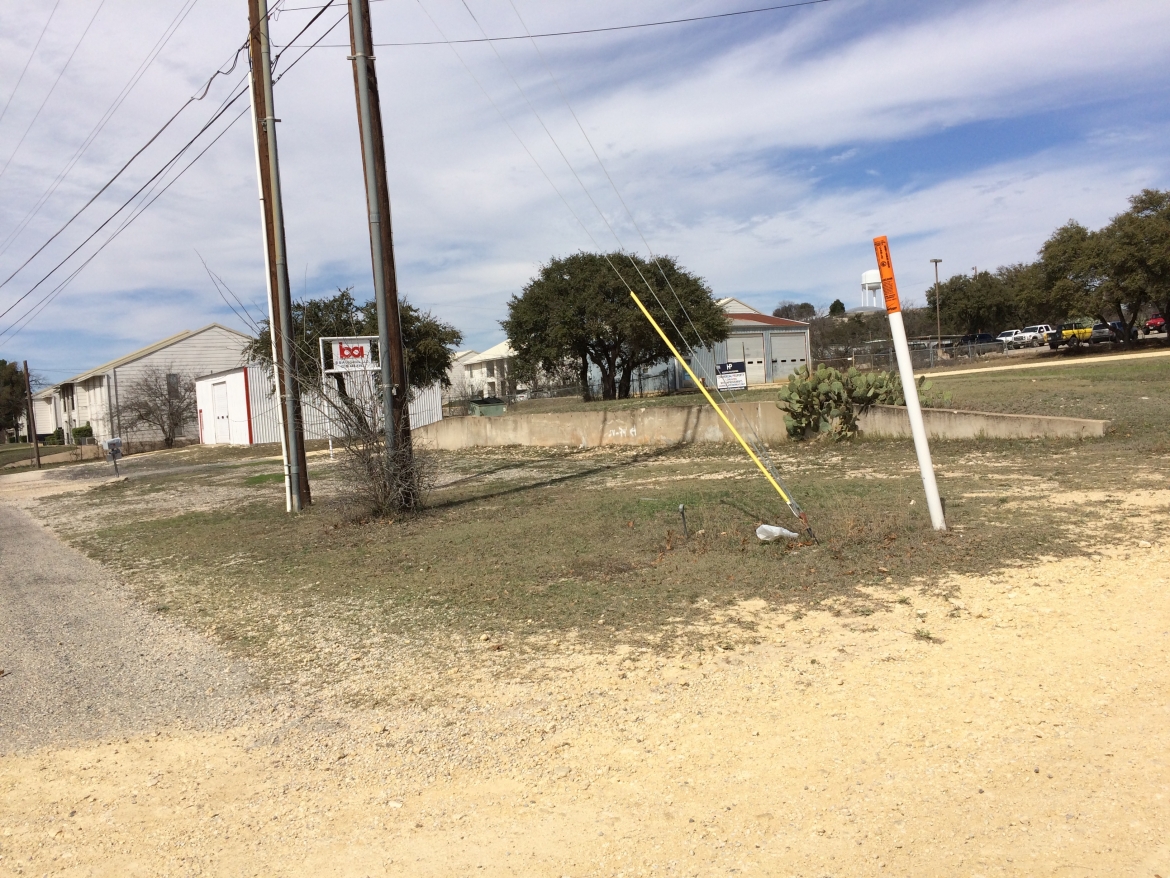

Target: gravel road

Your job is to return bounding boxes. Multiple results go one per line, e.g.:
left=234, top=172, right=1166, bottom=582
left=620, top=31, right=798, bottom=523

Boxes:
left=0, top=503, right=253, bottom=753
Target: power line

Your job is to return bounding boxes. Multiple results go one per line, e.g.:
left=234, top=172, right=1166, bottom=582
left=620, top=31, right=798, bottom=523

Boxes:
left=0, top=0, right=334, bottom=305
left=278, top=0, right=834, bottom=47
left=0, top=1, right=108, bottom=185
left=0, top=9, right=348, bottom=344
left=0, top=0, right=63, bottom=131
left=0, top=51, right=247, bottom=313
left=0, top=0, right=204, bottom=261
left=437, top=0, right=807, bottom=520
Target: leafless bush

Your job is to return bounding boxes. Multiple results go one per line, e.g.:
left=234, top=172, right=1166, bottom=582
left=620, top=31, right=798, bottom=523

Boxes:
left=308, top=372, right=431, bottom=516
left=119, top=365, right=196, bottom=448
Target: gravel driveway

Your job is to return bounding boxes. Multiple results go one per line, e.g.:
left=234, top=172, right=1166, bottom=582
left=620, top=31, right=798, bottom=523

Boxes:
left=0, top=504, right=253, bottom=753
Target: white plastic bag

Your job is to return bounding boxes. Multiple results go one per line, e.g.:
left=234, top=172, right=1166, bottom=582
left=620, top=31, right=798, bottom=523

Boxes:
left=756, top=523, right=799, bottom=542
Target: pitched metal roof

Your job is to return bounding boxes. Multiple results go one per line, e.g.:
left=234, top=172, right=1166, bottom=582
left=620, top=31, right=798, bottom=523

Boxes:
left=727, top=312, right=809, bottom=329
left=62, top=323, right=251, bottom=384
left=463, top=340, right=514, bottom=364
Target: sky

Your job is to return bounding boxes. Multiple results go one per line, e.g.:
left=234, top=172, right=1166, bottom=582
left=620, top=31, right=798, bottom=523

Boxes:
left=0, top=0, right=1167, bottom=380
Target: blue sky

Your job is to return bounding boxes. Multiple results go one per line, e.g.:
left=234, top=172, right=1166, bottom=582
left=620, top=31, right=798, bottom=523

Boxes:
left=0, top=0, right=1167, bottom=380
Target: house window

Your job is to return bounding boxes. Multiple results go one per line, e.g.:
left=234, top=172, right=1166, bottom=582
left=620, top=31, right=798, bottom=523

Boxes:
left=167, top=373, right=180, bottom=400
left=486, top=362, right=495, bottom=378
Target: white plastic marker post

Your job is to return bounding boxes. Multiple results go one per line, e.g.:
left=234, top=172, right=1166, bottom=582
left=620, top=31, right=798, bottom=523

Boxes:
left=873, top=236, right=947, bottom=531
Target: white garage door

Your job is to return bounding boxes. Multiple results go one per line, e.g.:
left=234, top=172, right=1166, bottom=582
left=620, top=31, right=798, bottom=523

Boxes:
left=769, top=332, right=807, bottom=380
left=730, top=334, right=766, bottom=386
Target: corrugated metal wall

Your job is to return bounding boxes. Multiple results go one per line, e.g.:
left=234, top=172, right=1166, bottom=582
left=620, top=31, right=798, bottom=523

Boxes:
left=245, top=365, right=442, bottom=443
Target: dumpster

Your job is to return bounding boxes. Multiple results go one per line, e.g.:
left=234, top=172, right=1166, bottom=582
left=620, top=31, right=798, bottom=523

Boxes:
left=469, top=396, right=507, bottom=417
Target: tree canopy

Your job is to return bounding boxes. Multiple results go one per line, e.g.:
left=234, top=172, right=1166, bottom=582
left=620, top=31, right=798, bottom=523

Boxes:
left=0, top=360, right=26, bottom=437
left=503, top=252, right=730, bottom=400
left=773, top=301, right=816, bottom=320
left=245, top=288, right=463, bottom=392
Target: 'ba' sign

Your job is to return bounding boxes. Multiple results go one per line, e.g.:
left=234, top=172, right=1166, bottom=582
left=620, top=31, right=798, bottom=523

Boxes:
left=330, top=338, right=375, bottom=372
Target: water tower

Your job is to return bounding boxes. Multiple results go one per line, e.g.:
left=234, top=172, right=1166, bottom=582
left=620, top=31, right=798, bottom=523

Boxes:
left=860, top=269, right=882, bottom=309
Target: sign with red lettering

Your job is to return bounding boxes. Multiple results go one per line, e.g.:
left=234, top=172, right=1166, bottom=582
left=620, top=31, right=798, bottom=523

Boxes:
left=872, top=236, right=901, bottom=314
left=327, top=337, right=377, bottom=373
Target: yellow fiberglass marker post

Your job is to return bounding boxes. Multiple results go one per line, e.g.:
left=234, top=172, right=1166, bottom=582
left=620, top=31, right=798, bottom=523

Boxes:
left=628, top=288, right=813, bottom=535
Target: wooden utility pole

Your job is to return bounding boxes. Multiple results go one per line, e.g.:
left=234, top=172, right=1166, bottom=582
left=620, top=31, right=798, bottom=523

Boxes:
left=247, top=0, right=311, bottom=509
left=347, top=0, right=416, bottom=503
left=22, top=360, right=40, bottom=469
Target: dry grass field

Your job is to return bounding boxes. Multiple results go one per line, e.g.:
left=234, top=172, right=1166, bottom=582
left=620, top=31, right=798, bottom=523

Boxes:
left=1, top=358, right=1168, bottom=876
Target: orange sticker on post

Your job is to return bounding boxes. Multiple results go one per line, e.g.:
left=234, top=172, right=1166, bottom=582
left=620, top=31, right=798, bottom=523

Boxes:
left=872, top=236, right=901, bottom=314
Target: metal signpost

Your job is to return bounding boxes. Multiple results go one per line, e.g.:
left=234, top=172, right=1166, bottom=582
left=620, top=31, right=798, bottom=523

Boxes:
left=102, top=437, right=123, bottom=476
left=320, top=335, right=380, bottom=459
left=873, top=236, right=946, bottom=531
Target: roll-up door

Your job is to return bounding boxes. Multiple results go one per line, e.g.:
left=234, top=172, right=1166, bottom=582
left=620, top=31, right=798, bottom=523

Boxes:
left=731, top=334, right=767, bottom=386
left=769, top=332, right=807, bottom=380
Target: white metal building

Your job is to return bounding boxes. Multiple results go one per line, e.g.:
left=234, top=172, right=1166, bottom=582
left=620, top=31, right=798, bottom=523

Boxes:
left=195, top=365, right=443, bottom=446
left=636, top=298, right=811, bottom=391
left=32, top=324, right=251, bottom=446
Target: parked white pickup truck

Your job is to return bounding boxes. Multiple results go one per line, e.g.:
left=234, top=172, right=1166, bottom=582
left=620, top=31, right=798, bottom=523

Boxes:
left=1016, top=324, right=1053, bottom=347
left=996, top=329, right=1024, bottom=348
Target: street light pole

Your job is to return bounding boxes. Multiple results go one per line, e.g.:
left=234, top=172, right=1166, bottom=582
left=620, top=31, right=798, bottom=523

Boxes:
left=930, top=258, right=942, bottom=354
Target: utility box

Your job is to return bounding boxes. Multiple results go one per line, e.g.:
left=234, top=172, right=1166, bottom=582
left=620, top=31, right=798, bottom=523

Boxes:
left=469, top=396, right=506, bottom=417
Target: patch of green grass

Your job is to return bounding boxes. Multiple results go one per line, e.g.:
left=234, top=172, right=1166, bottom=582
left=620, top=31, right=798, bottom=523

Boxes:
left=928, top=356, right=1170, bottom=440
left=244, top=472, right=285, bottom=486
left=0, top=443, right=36, bottom=468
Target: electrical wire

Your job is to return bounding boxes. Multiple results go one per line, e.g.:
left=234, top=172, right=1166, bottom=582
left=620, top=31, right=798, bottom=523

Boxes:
left=0, top=9, right=348, bottom=344
left=0, top=0, right=63, bottom=131
left=278, top=0, right=834, bottom=47
left=442, top=0, right=811, bottom=526
left=0, top=0, right=204, bottom=261
left=502, top=0, right=796, bottom=507
left=0, top=46, right=247, bottom=307
left=0, top=1, right=108, bottom=185
left=0, top=0, right=337, bottom=316
left=197, top=249, right=262, bottom=334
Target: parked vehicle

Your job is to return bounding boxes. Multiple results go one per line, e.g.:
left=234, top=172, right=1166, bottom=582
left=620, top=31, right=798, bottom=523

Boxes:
left=996, top=329, right=1024, bottom=348
left=1090, top=322, right=1113, bottom=344
left=1144, top=314, right=1165, bottom=333
left=958, top=333, right=996, bottom=345
left=1047, top=317, right=1094, bottom=350
left=1018, top=325, right=1053, bottom=347
left=1110, top=320, right=1139, bottom=342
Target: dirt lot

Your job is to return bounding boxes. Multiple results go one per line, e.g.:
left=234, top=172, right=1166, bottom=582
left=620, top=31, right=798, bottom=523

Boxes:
left=2, top=363, right=1169, bottom=876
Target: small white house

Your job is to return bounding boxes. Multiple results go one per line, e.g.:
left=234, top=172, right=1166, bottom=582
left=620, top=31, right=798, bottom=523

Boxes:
left=195, top=365, right=443, bottom=446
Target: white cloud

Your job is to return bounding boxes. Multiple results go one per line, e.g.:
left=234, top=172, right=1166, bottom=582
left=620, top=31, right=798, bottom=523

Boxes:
left=0, top=0, right=1167, bottom=369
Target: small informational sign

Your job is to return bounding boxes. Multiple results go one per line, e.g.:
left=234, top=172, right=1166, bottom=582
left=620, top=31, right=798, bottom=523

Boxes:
left=872, top=235, right=901, bottom=314
left=324, top=336, right=377, bottom=373
left=715, top=361, right=747, bottom=391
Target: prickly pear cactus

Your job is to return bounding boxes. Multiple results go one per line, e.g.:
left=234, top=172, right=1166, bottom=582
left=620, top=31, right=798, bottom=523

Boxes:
left=777, top=365, right=930, bottom=440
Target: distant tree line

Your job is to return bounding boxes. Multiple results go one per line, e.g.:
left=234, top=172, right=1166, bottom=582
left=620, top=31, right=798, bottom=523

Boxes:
left=776, top=189, right=1170, bottom=357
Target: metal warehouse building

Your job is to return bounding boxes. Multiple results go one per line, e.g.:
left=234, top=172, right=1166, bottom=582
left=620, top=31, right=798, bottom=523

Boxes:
left=195, top=365, right=443, bottom=446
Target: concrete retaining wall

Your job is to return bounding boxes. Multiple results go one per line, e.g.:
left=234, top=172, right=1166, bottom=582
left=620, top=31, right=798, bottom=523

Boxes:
left=413, top=402, right=1108, bottom=450
left=858, top=405, right=1108, bottom=440
left=415, top=402, right=788, bottom=450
